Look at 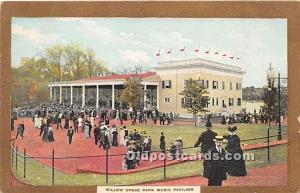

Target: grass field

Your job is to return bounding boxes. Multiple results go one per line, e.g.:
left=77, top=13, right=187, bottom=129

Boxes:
left=129, top=123, right=287, bottom=154
left=11, top=123, right=288, bottom=186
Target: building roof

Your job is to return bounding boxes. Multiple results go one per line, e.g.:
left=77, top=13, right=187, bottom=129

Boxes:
left=155, top=58, right=245, bottom=75
left=82, top=71, right=156, bottom=81
left=48, top=71, right=158, bottom=86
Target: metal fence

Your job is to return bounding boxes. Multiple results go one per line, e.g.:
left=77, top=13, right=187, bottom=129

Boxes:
left=10, top=132, right=287, bottom=186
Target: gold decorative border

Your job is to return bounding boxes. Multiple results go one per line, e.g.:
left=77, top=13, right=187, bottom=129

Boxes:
left=1, top=1, right=300, bottom=193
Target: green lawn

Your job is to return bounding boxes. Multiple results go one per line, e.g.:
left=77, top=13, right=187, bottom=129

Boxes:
left=129, top=123, right=287, bottom=154
left=11, top=123, right=287, bottom=186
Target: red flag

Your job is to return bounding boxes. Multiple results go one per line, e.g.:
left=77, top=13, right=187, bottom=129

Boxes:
left=222, top=54, right=227, bottom=56
left=156, top=50, right=160, bottom=57
left=167, top=48, right=172, bottom=54
left=180, top=47, right=185, bottom=52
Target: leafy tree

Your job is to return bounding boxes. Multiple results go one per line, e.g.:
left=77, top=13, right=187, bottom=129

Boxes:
left=11, top=43, right=111, bottom=107
left=180, top=78, right=210, bottom=126
left=45, top=45, right=64, bottom=81
left=83, top=48, right=109, bottom=78
left=64, top=44, right=86, bottom=80
left=121, top=77, right=144, bottom=111
left=261, top=78, right=280, bottom=122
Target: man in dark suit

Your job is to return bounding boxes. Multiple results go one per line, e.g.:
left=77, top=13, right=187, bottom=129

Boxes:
left=205, top=135, right=227, bottom=186
left=194, top=121, right=217, bottom=153
left=93, top=125, right=101, bottom=145
left=67, top=126, right=74, bottom=144
left=194, top=119, right=217, bottom=177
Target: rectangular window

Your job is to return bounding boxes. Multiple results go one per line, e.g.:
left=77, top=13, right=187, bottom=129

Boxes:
left=216, top=98, right=219, bottom=106
left=181, top=98, right=192, bottom=108
left=199, top=80, right=209, bottom=88
left=164, top=98, right=170, bottom=102
left=181, top=98, right=185, bottom=107
left=222, top=82, right=225, bottom=90
left=212, top=81, right=218, bottom=89
left=228, top=98, right=234, bottom=106
left=212, top=98, right=215, bottom=106
left=237, top=98, right=241, bottom=106
left=162, top=80, right=172, bottom=89
left=230, top=82, right=232, bottom=90
left=184, top=80, right=189, bottom=88
left=236, top=83, right=239, bottom=90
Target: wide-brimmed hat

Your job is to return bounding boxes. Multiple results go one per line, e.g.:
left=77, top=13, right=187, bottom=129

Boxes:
left=205, top=121, right=212, bottom=128
left=213, top=135, right=225, bottom=142
left=228, top=126, right=237, bottom=132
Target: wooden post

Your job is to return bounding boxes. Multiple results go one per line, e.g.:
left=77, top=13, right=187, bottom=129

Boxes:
left=105, top=147, right=108, bottom=184
left=163, top=153, right=167, bottom=179
left=23, top=148, right=26, bottom=178
left=15, top=146, right=18, bottom=171
left=52, top=149, right=55, bottom=186
left=11, top=142, right=14, bottom=165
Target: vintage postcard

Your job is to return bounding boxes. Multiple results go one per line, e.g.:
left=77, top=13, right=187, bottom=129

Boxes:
left=1, top=2, right=300, bottom=193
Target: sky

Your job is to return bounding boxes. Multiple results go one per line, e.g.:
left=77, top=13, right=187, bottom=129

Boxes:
left=11, top=18, right=287, bottom=87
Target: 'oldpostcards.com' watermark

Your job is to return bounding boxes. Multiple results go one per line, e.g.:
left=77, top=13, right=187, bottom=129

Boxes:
left=125, top=152, right=255, bottom=162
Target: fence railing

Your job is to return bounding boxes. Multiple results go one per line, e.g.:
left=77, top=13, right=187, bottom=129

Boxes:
left=11, top=133, right=287, bottom=186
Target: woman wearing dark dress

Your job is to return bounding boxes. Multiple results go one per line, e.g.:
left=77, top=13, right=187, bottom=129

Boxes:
left=224, top=126, right=247, bottom=176
left=47, top=126, right=55, bottom=142
left=64, top=117, right=70, bottom=129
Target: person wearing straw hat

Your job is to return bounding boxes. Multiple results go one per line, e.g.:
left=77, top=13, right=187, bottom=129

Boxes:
left=205, top=135, right=227, bottom=186
left=224, top=126, right=247, bottom=176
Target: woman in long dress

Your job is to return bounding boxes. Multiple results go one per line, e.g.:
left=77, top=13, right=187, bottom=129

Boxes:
left=119, top=128, right=125, bottom=146
left=111, top=126, right=118, bottom=146
left=78, top=116, right=83, bottom=132
left=84, top=122, right=90, bottom=139
left=224, top=126, right=247, bottom=176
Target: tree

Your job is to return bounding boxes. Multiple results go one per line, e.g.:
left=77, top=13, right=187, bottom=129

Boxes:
left=63, top=44, right=86, bottom=80
left=261, top=82, right=279, bottom=123
left=11, top=43, right=112, bottom=106
left=180, top=78, right=210, bottom=126
left=83, top=48, right=109, bottom=78
left=45, top=45, right=64, bottom=81
left=121, top=77, right=144, bottom=111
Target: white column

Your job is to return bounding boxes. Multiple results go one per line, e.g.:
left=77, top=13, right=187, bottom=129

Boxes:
left=144, top=84, right=147, bottom=109
left=49, top=86, right=53, bottom=101
left=96, top=85, right=99, bottom=108
left=156, top=85, right=159, bottom=110
left=59, top=86, right=62, bottom=104
left=82, top=85, right=85, bottom=107
left=70, top=86, right=73, bottom=105
left=112, top=84, right=115, bottom=110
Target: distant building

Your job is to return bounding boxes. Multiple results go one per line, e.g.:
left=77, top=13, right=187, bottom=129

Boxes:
left=48, top=58, right=245, bottom=117
left=241, top=86, right=288, bottom=115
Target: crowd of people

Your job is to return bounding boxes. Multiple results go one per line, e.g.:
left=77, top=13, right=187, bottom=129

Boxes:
left=11, top=102, right=261, bottom=184
left=220, top=110, right=286, bottom=125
